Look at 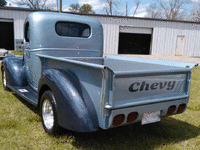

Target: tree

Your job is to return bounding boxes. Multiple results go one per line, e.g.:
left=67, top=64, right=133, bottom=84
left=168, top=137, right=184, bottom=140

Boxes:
left=125, top=1, right=128, bottom=16
left=146, top=0, right=188, bottom=20
left=125, top=0, right=141, bottom=16
left=13, top=0, right=56, bottom=10
left=68, top=3, right=95, bottom=14
left=132, top=0, right=141, bottom=16
left=103, top=0, right=120, bottom=15
left=145, top=3, right=161, bottom=18
left=0, top=0, right=7, bottom=6
left=79, top=4, right=95, bottom=13
left=69, top=3, right=80, bottom=13
left=190, top=3, right=200, bottom=22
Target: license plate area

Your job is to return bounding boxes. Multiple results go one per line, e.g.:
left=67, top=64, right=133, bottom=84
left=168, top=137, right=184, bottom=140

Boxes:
left=141, top=111, right=161, bottom=125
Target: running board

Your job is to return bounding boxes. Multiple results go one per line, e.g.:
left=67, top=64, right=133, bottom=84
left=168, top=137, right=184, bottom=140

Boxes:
left=7, top=85, right=38, bottom=106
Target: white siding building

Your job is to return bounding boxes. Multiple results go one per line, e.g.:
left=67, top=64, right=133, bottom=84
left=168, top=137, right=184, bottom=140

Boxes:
left=0, top=7, right=200, bottom=56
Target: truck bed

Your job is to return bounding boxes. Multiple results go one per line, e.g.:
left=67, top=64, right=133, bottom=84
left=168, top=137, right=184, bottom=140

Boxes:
left=37, top=54, right=194, bottom=106
left=62, top=55, right=195, bottom=108
left=36, top=54, right=195, bottom=129
left=67, top=55, right=195, bottom=72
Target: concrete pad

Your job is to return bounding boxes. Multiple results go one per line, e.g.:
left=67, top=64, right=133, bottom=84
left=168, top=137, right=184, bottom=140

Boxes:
left=0, top=49, right=8, bottom=57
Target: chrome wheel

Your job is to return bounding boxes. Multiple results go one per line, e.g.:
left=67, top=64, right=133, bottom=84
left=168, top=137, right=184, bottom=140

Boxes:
left=40, top=90, right=60, bottom=134
left=3, top=70, right=7, bottom=88
left=42, top=99, right=54, bottom=130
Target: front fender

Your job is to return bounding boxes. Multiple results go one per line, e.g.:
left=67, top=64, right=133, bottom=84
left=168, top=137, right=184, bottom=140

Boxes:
left=1, top=55, right=27, bottom=86
left=38, top=69, right=99, bottom=132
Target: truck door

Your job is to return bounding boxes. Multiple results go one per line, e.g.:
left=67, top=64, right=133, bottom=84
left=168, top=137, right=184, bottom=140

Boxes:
left=24, top=22, right=34, bottom=89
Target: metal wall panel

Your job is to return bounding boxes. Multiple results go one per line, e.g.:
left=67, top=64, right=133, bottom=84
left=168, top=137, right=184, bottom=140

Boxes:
left=0, top=9, right=32, bottom=39
left=0, top=9, right=32, bottom=50
left=119, top=26, right=152, bottom=34
left=193, top=31, right=200, bottom=56
left=94, top=16, right=200, bottom=56
left=102, top=24, right=119, bottom=55
left=151, top=27, right=200, bottom=56
left=0, top=18, right=13, bottom=22
left=94, top=16, right=200, bottom=31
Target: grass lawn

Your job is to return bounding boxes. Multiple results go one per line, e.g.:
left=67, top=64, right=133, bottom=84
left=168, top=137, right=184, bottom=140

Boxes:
left=0, top=65, right=200, bottom=149
left=11, top=51, right=23, bottom=56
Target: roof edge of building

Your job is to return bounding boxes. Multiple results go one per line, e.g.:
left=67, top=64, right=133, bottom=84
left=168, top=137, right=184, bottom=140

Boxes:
left=0, top=6, right=199, bottom=24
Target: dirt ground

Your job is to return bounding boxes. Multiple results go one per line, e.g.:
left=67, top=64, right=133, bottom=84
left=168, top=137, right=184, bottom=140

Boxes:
left=119, top=54, right=200, bottom=66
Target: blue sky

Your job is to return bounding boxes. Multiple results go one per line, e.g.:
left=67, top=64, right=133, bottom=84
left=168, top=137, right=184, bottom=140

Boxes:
left=5, top=0, right=155, bottom=17
left=62, top=0, right=153, bottom=17
left=6, top=0, right=200, bottom=17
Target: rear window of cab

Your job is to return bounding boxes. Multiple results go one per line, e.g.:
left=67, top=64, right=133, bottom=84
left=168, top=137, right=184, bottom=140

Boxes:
left=55, top=22, right=91, bottom=38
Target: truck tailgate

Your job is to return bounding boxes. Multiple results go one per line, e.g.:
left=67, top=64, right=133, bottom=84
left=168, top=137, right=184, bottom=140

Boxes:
left=111, top=69, right=191, bottom=109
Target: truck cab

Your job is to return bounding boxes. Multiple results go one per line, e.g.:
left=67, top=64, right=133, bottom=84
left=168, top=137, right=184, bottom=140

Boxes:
left=23, top=12, right=103, bottom=90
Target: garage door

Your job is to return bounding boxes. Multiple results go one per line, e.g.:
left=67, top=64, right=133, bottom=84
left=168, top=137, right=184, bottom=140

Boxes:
left=0, top=19, right=14, bottom=50
left=119, top=26, right=153, bottom=34
left=118, top=26, right=152, bottom=55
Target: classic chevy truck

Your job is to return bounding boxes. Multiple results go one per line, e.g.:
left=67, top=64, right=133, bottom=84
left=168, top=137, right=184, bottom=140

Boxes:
left=1, top=12, right=196, bottom=135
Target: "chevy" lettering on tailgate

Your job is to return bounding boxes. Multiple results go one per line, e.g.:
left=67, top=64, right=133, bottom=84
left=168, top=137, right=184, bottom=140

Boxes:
left=129, top=81, right=176, bottom=92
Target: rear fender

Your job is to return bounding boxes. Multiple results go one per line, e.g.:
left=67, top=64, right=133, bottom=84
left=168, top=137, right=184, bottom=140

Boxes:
left=1, top=55, right=27, bottom=86
left=38, top=69, right=99, bottom=132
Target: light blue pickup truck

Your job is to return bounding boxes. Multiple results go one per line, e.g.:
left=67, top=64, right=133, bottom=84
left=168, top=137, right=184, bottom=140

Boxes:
left=1, top=12, right=196, bottom=135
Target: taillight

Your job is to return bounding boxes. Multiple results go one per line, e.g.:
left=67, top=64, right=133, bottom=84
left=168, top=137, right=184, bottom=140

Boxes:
left=112, top=114, right=125, bottom=126
left=177, top=104, right=186, bottom=113
left=127, top=112, right=138, bottom=123
left=167, top=106, right=176, bottom=115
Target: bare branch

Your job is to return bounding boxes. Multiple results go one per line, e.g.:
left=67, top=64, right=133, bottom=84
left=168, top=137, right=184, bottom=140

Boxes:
left=41, top=0, right=48, bottom=9
left=12, top=0, right=55, bottom=10
left=190, top=2, right=200, bottom=22
left=145, top=3, right=161, bottom=18
left=147, top=0, right=188, bottom=20
left=103, top=0, right=120, bottom=15
left=133, top=0, right=141, bottom=16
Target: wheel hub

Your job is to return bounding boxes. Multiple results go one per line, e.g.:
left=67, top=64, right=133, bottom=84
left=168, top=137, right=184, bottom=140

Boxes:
left=3, top=71, right=6, bottom=87
left=42, top=99, right=54, bottom=130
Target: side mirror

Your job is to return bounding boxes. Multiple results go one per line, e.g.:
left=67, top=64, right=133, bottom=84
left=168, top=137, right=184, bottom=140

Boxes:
left=24, top=42, right=30, bottom=49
